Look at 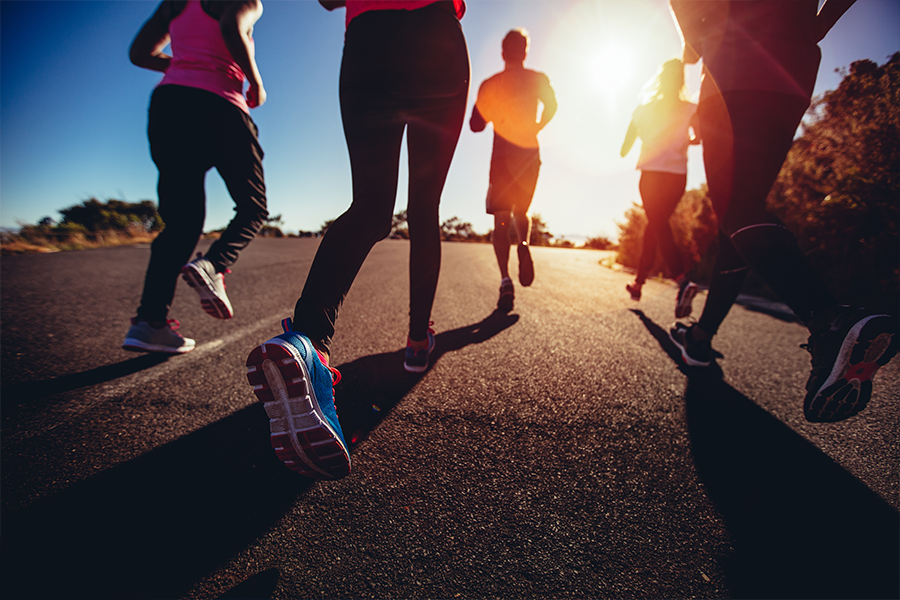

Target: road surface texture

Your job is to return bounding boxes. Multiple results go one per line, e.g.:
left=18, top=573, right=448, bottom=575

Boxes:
left=2, top=238, right=897, bottom=599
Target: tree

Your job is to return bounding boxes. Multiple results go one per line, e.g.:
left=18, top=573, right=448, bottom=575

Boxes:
left=259, top=213, right=285, bottom=237
left=58, top=198, right=163, bottom=232
left=768, top=53, right=899, bottom=311
left=319, top=219, right=336, bottom=235
left=615, top=202, right=648, bottom=270
left=391, top=210, right=409, bottom=239
left=440, top=216, right=476, bottom=241
left=583, top=235, right=615, bottom=250
left=529, top=213, right=553, bottom=247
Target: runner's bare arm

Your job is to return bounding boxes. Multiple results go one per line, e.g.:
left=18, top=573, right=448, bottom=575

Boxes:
left=220, top=0, right=266, bottom=108
left=536, top=76, right=557, bottom=132
left=620, top=120, right=638, bottom=157
left=129, top=2, right=172, bottom=73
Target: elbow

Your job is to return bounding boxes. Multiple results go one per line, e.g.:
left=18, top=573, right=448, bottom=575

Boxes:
left=128, top=43, right=144, bottom=67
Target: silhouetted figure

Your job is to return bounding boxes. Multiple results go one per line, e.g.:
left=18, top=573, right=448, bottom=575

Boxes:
left=621, top=58, right=700, bottom=317
left=244, top=0, right=470, bottom=480
left=471, top=29, right=557, bottom=312
left=668, top=0, right=896, bottom=422
left=124, top=0, right=268, bottom=354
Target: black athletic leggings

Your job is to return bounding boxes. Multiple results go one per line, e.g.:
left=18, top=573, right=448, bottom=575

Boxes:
left=293, top=4, right=469, bottom=352
left=138, top=85, right=267, bottom=321
left=635, top=170, right=688, bottom=284
left=697, top=90, right=836, bottom=335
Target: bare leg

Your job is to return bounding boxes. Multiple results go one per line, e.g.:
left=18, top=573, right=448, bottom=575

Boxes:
left=492, top=211, right=513, bottom=280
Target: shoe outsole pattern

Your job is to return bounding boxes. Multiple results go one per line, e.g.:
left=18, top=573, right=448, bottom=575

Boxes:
left=675, top=283, right=699, bottom=319
left=805, top=315, right=898, bottom=423
left=181, top=263, right=233, bottom=320
left=246, top=340, right=351, bottom=479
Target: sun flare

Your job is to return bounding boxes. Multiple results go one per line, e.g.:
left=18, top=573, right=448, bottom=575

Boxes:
left=589, top=42, right=637, bottom=94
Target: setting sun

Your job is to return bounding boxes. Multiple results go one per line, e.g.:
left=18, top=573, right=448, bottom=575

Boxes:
left=589, top=41, right=637, bottom=95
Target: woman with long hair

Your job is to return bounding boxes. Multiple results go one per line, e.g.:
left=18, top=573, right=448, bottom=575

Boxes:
left=621, top=58, right=700, bottom=318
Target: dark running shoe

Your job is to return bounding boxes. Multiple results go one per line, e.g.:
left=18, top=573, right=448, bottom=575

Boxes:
left=245, top=319, right=350, bottom=479
left=498, top=278, right=515, bottom=312
left=669, top=322, right=712, bottom=367
left=626, top=281, right=642, bottom=301
left=675, top=280, right=700, bottom=319
left=404, top=327, right=436, bottom=373
left=181, top=254, right=234, bottom=319
left=803, top=307, right=898, bottom=423
left=517, top=243, right=534, bottom=287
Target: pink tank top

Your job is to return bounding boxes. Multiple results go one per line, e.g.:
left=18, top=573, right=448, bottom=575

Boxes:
left=158, top=0, right=250, bottom=113
left=345, top=0, right=465, bottom=27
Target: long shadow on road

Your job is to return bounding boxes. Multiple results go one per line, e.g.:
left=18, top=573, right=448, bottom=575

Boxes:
left=336, top=308, right=519, bottom=446
left=0, top=309, right=518, bottom=600
left=0, top=353, right=171, bottom=423
left=633, top=309, right=899, bottom=599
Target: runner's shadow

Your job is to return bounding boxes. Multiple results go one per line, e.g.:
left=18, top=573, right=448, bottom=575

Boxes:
left=631, top=308, right=899, bottom=598
left=685, top=376, right=898, bottom=599
left=336, top=309, right=519, bottom=445
left=1, top=353, right=170, bottom=410
left=629, top=309, right=723, bottom=376
left=0, top=402, right=308, bottom=600
left=0, top=310, right=519, bottom=600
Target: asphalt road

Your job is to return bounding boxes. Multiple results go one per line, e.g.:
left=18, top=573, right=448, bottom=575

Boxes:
left=1, top=238, right=898, bottom=600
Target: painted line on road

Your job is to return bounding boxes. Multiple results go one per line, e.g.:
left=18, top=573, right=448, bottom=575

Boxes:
left=5, top=313, right=292, bottom=443
left=96, top=313, right=290, bottom=401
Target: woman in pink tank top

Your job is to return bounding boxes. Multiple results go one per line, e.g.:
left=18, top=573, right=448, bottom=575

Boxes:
left=122, top=0, right=268, bottom=355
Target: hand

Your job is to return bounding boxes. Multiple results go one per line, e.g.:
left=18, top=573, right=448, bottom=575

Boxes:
left=247, top=82, right=266, bottom=108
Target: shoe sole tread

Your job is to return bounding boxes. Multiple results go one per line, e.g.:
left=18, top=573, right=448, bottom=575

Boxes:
left=181, top=264, right=234, bottom=320
left=246, top=340, right=350, bottom=479
left=805, top=314, right=898, bottom=422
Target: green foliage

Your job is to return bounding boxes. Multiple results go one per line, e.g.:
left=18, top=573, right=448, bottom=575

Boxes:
left=769, top=53, right=900, bottom=311
left=615, top=202, right=649, bottom=271
left=59, top=198, right=163, bottom=232
left=391, top=211, right=409, bottom=239
left=583, top=235, right=615, bottom=250
left=529, top=213, right=553, bottom=247
left=259, top=213, right=284, bottom=237
left=440, top=216, right=479, bottom=241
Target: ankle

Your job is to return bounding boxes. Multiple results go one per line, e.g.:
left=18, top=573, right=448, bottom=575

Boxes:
left=408, top=336, right=429, bottom=351
left=690, top=325, right=711, bottom=343
left=310, top=341, right=330, bottom=364
left=136, top=318, right=168, bottom=329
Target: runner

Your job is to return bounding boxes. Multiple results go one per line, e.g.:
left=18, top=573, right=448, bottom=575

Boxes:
left=620, top=58, right=700, bottom=318
left=470, top=29, right=557, bottom=312
left=668, top=0, right=897, bottom=422
left=245, top=0, right=469, bottom=479
left=123, top=0, right=268, bottom=354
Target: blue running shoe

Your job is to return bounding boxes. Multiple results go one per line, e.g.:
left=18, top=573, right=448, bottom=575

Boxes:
left=403, top=327, right=436, bottom=373
left=246, top=319, right=350, bottom=479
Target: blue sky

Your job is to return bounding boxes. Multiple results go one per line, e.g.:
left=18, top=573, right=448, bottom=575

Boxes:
left=2, top=0, right=898, bottom=241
